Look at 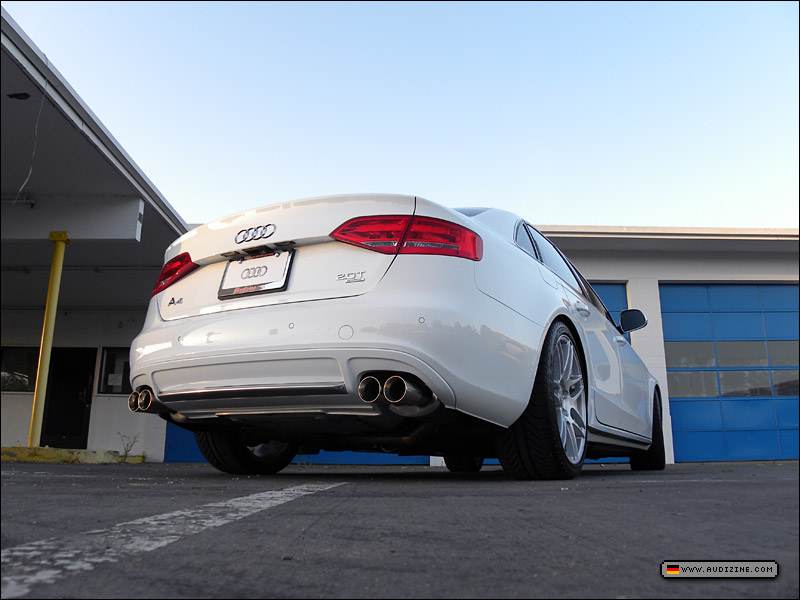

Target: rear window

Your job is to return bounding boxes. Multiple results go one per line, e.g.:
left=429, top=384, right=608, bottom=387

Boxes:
left=515, top=224, right=537, bottom=257
left=526, top=225, right=582, bottom=292
left=454, top=207, right=490, bottom=217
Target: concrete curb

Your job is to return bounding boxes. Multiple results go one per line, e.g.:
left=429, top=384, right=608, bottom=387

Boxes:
left=1, top=446, right=120, bottom=464
left=119, top=455, right=146, bottom=464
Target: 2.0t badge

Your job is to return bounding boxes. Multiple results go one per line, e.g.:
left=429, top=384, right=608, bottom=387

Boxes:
left=337, top=271, right=366, bottom=283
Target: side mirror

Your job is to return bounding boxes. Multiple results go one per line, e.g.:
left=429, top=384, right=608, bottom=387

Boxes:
left=619, top=309, right=648, bottom=333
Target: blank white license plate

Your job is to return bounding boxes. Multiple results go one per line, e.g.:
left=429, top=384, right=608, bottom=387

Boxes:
left=218, top=250, right=293, bottom=299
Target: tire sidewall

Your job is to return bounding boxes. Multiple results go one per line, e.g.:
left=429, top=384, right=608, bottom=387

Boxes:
left=630, top=389, right=666, bottom=470
left=538, top=322, right=587, bottom=478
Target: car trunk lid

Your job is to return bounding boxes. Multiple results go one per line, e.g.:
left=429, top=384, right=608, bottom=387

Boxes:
left=155, top=194, right=416, bottom=321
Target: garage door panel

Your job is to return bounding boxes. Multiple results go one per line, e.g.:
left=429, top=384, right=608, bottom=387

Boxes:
left=716, top=341, right=768, bottom=367
left=708, top=285, right=761, bottom=311
left=769, top=341, right=799, bottom=367
left=779, top=430, right=799, bottom=459
left=776, top=399, right=799, bottom=428
left=662, top=313, right=713, bottom=340
left=664, top=341, right=716, bottom=368
left=720, top=400, right=777, bottom=429
left=660, top=285, right=710, bottom=311
left=765, top=313, right=799, bottom=338
left=667, top=371, right=719, bottom=398
left=670, top=401, right=722, bottom=430
left=759, top=286, right=799, bottom=310
left=773, top=370, right=799, bottom=396
left=719, top=370, right=772, bottom=397
left=673, top=431, right=725, bottom=462
left=711, top=313, right=765, bottom=339
left=724, top=430, right=781, bottom=460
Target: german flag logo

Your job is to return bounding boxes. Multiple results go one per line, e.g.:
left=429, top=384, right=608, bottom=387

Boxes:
left=666, top=565, right=680, bottom=575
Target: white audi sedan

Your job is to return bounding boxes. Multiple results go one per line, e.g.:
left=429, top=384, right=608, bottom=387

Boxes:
left=129, top=194, right=665, bottom=479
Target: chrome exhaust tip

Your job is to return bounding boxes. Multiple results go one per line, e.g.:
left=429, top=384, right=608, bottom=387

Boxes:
left=383, top=375, right=425, bottom=405
left=357, top=376, right=382, bottom=404
left=137, top=389, right=154, bottom=412
left=127, top=392, right=140, bottom=412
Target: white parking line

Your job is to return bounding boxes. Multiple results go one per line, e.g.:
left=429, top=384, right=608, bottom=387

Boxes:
left=1, top=482, right=346, bottom=599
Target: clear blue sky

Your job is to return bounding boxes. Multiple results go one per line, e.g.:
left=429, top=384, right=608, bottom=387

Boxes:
left=4, top=1, right=798, bottom=228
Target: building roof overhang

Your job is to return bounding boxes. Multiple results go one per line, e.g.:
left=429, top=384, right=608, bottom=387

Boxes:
left=1, top=8, right=188, bottom=311
left=539, top=225, right=799, bottom=255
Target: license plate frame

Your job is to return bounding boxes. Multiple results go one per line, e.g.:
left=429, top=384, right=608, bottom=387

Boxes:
left=218, top=250, right=294, bottom=300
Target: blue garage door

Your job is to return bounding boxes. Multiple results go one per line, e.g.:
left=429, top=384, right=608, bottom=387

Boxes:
left=660, top=284, right=799, bottom=462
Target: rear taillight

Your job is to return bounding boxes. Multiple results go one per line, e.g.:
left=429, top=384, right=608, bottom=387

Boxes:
left=328, top=215, right=412, bottom=254
left=151, top=252, right=199, bottom=298
left=331, top=215, right=482, bottom=261
left=402, top=216, right=483, bottom=260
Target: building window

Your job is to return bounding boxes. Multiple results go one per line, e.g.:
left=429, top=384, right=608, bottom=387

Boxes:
left=1, top=347, right=39, bottom=392
left=98, top=348, right=132, bottom=395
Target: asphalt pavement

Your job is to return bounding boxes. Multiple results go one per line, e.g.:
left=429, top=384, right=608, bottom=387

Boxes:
left=1, top=460, right=798, bottom=599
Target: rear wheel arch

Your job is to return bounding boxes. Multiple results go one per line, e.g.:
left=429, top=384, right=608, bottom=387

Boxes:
left=497, top=318, right=589, bottom=480
left=526, top=314, right=591, bottom=419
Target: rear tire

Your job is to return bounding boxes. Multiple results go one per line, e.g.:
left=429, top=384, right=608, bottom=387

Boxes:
left=195, top=430, right=298, bottom=475
left=630, top=390, right=666, bottom=471
left=496, top=321, right=587, bottom=480
left=443, top=454, right=484, bottom=473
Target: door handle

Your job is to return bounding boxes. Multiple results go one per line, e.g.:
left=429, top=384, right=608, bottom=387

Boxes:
left=575, top=301, right=591, bottom=317
left=614, top=335, right=627, bottom=346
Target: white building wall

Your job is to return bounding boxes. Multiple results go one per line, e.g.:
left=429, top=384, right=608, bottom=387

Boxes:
left=0, top=308, right=166, bottom=461
left=1, top=394, right=31, bottom=447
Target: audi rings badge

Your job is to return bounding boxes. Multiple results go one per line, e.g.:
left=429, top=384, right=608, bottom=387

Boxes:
left=240, top=265, right=269, bottom=280
left=234, top=224, right=277, bottom=244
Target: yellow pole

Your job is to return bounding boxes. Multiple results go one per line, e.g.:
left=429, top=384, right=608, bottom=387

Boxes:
left=28, top=231, right=69, bottom=447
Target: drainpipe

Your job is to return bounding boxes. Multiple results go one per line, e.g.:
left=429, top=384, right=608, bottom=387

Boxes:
left=28, top=231, right=69, bottom=447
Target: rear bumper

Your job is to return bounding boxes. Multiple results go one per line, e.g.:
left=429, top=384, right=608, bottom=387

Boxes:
left=130, top=257, right=544, bottom=427
left=132, top=346, right=455, bottom=421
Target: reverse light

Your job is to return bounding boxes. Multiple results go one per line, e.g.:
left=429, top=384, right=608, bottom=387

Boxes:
left=151, top=252, right=199, bottom=297
left=331, top=215, right=482, bottom=261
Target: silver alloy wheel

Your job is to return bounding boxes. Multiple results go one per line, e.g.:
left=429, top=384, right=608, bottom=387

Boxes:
left=551, top=333, right=587, bottom=464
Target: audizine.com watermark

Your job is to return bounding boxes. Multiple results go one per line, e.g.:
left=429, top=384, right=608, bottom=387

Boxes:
left=662, top=561, right=779, bottom=578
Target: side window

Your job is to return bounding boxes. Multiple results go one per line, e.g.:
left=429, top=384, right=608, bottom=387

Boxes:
left=525, top=225, right=582, bottom=292
left=514, top=223, right=537, bottom=258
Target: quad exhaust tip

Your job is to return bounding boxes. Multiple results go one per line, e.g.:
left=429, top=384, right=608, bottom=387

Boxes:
left=127, top=391, right=140, bottom=412
left=137, top=389, right=153, bottom=412
left=357, top=374, right=431, bottom=407
left=357, top=376, right=382, bottom=404
left=128, top=388, right=158, bottom=413
left=383, top=375, right=424, bottom=405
